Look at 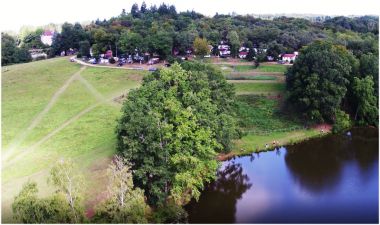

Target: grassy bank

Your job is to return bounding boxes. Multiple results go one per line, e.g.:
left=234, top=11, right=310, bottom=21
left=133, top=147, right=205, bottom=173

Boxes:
left=229, top=94, right=324, bottom=157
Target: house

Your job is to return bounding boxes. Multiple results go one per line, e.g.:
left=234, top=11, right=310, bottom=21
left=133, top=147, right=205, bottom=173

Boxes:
left=238, top=47, right=249, bottom=59
left=218, top=44, right=230, bottom=57
left=239, top=51, right=248, bottom=59
left=281, top=52, right=298, bottom=63
left=41, top=30, right=54, bottom=46
left=105, top=50, right=113, bottom=58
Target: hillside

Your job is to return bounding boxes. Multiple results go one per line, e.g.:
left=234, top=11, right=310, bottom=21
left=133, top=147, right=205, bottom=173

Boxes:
left=1, top=57, right=146, bottom=222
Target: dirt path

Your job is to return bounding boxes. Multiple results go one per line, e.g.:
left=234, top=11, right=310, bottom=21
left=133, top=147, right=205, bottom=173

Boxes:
left=3, top=90, right=129, bottom=168
left=77, top=74, right=107, bottom=102
left=3, top=66, right=86, bottom=162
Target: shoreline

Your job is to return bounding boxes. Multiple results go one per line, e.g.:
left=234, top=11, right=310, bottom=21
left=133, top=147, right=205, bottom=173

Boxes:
left=217, top=128, right=329, bottom=161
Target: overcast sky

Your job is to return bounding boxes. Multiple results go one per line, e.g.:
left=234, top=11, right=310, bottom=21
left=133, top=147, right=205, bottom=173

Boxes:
left=1, top=0, right=379, bottom=32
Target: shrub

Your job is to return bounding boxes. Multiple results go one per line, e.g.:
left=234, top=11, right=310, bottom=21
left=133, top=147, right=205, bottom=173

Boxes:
left=332, top=110, right=351, bottom=133
left=109, top=57, right=116, bottom=64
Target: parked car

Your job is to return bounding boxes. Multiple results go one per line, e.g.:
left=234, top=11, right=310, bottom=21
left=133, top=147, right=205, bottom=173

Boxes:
left=117, top=61, right=124, bottom=67
left=148, top=67, right=157, bottom=71
left=148, top=58, right=160, bottom=65
left=88, top=58, right=97, bottom=64
left=70, top=58, right=75, bottom=62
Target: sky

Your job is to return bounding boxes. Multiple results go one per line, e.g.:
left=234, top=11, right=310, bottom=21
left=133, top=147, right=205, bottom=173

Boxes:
left=1, top=0, right=379, bottom=32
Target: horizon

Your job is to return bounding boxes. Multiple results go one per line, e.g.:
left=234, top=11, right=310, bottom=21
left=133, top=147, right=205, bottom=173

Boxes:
left=1, top=0, right=379, bottom=33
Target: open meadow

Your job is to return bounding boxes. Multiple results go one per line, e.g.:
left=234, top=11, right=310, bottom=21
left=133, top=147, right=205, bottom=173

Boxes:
left=1, top=57, right=146, bottom=222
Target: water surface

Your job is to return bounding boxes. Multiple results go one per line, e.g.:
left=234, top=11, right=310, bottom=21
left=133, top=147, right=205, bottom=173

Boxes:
left=186, top=128, right=379, bottom=223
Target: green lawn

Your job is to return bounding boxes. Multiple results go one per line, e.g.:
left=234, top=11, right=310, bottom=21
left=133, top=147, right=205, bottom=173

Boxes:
left=225, top=74, right=277, bottom=80
left=234, top=64, right=287, bottom=73
left=1, top=58, right=81, bottom=150
left=233, top=82, right=286, bottom=94
left=1, top=58, right=147, bottom=223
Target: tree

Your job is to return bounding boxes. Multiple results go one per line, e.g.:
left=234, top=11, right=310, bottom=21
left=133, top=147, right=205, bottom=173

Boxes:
left=12, top=182, right=78, bottom=223
left=2, top=33, right=17, bottom=65
left=92, top=156, right=149, bottom=223
left=1, top=33, right=31, bottom=65
left=147, top=31, right=173, bottom=59
left=131, top=3, right=140, bottom=18
left=48, top=159, right=85, bottom=223
left=118, top=31, right=144, bottom=55
left=78, top=40, right=90, bottom=57
left=116, top=63, right=236, bottom=205
left=352, top=76, right=378, bottom=126
left=286, top=41, right=354, bottom=122
left=227, top=31, right=240, bottom=57
left=140, top=1, right=147, bottom=14
left=359, top=53, right=379, bottom=94
left=193, top=37, right=209, bottom=57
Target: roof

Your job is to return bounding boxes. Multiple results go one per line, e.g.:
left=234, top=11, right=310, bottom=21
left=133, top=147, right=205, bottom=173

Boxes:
left=43, top=30, right=54, bottom=36
left=239, top=52, right=248, bottom=55
left=282, top=54, right=296, bottom=58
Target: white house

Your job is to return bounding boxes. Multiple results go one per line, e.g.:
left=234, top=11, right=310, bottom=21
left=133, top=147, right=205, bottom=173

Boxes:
left=41, top=30, right=54, bottom=46
left=218, top=44, right=230, bottom=57
left=281, top=52, right=298, bottom=62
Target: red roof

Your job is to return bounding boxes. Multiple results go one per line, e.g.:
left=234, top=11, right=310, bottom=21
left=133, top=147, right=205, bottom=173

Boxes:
left=239, top=52, right=248, bottom=55
left=43, top=30, right=54, bottom=36
left=282, top=54, right=295, bottom=58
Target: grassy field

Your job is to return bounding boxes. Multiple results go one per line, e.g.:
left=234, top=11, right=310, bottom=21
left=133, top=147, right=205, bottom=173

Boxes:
left=233, top=82, right=286, bottom=94
left=225, top=75, right=277, bottom=80
left=234, top=64, right=288, bottom=73
left=1, top=57, right=147, bottom=222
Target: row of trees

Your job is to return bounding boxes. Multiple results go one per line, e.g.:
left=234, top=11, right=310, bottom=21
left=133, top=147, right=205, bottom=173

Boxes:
left=2, top=3, right=378, bottom=65
left=285, top=40, right=378, bottom=131
left=43, top=3, right=378, bottom=60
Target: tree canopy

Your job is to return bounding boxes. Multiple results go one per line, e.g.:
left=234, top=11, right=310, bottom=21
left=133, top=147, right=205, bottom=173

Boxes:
left=116, top=62, right=239, bottom=205
left=286, top=41, right=356, bottom=123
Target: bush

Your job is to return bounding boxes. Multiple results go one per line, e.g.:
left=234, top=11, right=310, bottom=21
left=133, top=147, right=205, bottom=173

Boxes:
left=332, top=110, right=351, bottom=133
left=109, top=57, right=116, bottom=64
left=151, top=203, right=188, bottom=223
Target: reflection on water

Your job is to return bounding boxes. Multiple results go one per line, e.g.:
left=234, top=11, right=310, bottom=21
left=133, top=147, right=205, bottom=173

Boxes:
left=185, top=162, right=252, bottom=223
left=186, top=128, right=379, bottom=223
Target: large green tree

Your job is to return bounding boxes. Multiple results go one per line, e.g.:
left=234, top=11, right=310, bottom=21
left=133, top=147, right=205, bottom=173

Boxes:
left=286, top=41, right=355, bottom=122
left=193, top=37, right=209, bottom=57
left=352, top=76, right=378, bottom=126
left=116, top=63, right=238, bottom=205
left=227, top=30, right=240, bottom=57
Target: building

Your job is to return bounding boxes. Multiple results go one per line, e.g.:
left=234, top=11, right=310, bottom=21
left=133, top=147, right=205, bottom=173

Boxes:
left=41, top=30, right=54, bottom=46
left=238, top=47, right=250, bottom=59
left=239, top=51, right=248, bottom=59
left=218, top=44, right=230, bottom=57
left=281, top=52, right=298, bottom=62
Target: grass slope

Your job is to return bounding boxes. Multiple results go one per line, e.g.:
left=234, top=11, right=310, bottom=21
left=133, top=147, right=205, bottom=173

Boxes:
left=1, top=58, right=147, bottom=223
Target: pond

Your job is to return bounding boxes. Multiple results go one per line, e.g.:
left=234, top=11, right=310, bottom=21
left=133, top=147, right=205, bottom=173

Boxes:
left=185, top=128, right=379, bottom=223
